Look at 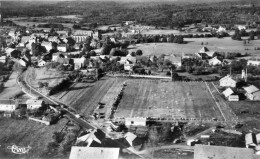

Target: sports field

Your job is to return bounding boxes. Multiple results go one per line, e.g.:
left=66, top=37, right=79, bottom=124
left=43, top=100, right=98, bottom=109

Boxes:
left=114, top=79, right=224, bottom=120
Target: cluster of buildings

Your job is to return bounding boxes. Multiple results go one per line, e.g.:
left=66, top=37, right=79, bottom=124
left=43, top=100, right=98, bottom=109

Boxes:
left=219, top=72, right=260, bottom=101
left=0, top=99, right=43, bottom=117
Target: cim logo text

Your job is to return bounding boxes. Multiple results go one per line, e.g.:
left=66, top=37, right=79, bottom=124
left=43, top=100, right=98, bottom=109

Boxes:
left=7, top=145, right=31, bottom=155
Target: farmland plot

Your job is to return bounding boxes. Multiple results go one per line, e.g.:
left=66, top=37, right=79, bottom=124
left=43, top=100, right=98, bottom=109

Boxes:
left=55, top=77, right=125, bottom=116
left=128, top=38, right=260, bottom=57
left=115, top=79, right=224, bottom=120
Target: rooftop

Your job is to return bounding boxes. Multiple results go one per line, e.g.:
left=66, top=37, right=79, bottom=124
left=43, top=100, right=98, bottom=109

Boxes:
left=26, top=100, right=43, bottom=105
left=222, top=88, right=234, bottom=98
left=194, top=144, right=254, bottom=159
left=0, top=99, right=16, bottom=105
left=69, top=146, right=119, bottom=159
left=243, top=85, right=259, bottom=94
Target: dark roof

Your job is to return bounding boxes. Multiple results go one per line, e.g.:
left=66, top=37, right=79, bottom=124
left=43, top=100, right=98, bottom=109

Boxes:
left=94, top=129, right=106, bottom=141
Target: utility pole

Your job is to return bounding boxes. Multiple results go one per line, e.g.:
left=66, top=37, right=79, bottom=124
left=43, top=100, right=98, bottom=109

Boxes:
left=245, top=67, right=248, bottom=82
left=0, top=2, right=2, bottom=23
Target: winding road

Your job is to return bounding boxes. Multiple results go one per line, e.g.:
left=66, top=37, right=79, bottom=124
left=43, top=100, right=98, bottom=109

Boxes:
left=18, top=68, right=146, bottom=158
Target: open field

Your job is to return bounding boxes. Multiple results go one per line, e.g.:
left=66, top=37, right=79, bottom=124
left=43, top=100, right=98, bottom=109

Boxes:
left=114, top=79, right=224, bottom=120
left=0, top=118, right=68, bottom=158
left=228, top=101, right=260, bottom=133
left=10, top=20, right=74, bottom=28
left=27, top=67, right=67, bottom=89
left=53, top=77, right=125, bottom=116
left=229, top=101, right=260, bottom=119
left=128, top=37, right=260, bottom=57
left=0, top=72, right=29, bottom=101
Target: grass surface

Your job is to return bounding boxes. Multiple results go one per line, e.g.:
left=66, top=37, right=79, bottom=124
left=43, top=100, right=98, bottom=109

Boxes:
left=0, top=72, right=25, bottom=99
left=128, top=38, right=260, bottom=57
left=0, top=118, right=68, bottom=158
left=115, top=79, right=223, bottom=120
left=53, top=77, right=125, bottom=116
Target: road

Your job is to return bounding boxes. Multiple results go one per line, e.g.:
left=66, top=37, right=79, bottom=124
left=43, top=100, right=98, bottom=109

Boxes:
left=19, top=70, right=97, bottom=130
left=19, top=68, right=146, bottom=158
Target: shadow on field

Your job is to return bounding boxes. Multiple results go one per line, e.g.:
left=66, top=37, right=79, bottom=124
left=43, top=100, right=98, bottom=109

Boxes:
left=183, top=40, right=194, bottom=44
left=68, top=85, right=93, bottom=91
left=128, top=46, right=137, bottom=49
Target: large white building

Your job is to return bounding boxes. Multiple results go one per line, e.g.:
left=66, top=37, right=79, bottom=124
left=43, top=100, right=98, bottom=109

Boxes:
left=247, top=60, right=260, bottom=66
left=0, top=100, right=18, bottom=112
left=26, top=100, right=44, bottom=110
left=219, top=75, right=237, bottom=88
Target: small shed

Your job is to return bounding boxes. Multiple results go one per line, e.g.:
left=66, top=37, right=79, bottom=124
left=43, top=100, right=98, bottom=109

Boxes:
left=228, top=95, right=239, bottom=101
left=245, top=133, right=257, bottom=148
left=38, top=60, right=47, bottom=67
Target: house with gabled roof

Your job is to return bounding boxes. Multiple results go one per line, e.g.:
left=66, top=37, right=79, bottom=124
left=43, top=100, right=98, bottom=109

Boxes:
left=164, top=54, right=182, bottom=67
left=123, top=132, right=143, bottom=150
left=76, top=129, right=105, bottom=147
left=222, top=88, right=239, bottom=101
left=195, top=47, right=216, bottom=59
left=219, top=75, right=237, bottom=88
left=0, top=100, right=18, bottom=112
left=208, top=56, right=222, bottom=66
left=118, top=54, right=137, bottom=71
left=243, top=85, right=260, bottom=101
left=26, top=100, right=44, bottom=110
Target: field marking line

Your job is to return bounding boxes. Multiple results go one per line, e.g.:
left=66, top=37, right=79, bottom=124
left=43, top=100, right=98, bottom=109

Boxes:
left=204, top=82, right=227, bottom=121
left=211, top=82, right=220, bottom=94
left=210, top=82, right=237, bottom=120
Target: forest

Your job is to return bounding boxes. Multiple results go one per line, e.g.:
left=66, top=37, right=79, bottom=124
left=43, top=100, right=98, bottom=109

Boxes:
left=2, top=0, right=260, bottom=28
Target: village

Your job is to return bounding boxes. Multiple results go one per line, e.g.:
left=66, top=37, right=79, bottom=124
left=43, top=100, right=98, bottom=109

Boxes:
left=1, top=1, right=260, bottom=159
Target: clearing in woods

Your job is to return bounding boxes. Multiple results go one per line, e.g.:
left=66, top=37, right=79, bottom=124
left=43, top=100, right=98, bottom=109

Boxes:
left=114, top=79, right=224, bottom=120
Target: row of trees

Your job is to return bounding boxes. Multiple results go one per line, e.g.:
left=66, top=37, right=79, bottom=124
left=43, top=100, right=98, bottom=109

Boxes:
left=232, top=29, right=260, bottom=40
